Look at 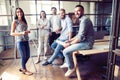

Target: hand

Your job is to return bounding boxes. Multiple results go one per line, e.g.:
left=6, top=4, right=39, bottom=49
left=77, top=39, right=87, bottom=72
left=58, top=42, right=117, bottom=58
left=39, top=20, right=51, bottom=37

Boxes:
left=25, top=30, right=30, bottom=35
left=65, top=40, right=70, bottom=43
left=63, top=42, right=70, bottom=48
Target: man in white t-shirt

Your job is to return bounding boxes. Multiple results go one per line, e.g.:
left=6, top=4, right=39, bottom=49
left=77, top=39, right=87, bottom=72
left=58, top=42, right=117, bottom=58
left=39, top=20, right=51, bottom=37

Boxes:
left=49, top=7, right=61, bottom=46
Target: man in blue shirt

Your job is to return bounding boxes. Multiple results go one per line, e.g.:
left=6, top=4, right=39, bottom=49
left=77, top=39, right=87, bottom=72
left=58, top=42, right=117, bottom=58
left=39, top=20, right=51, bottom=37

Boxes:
left=42, top=9, right=73, bottom=66
left=62, top=5, right=95, bottom=77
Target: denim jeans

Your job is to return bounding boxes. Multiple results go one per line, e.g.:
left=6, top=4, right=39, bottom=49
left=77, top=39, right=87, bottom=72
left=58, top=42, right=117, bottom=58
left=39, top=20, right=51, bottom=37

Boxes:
left=63, top=42, right=91, bottom=69
left=48, top=41, right=64, bottom=63
left=17, top=41, right=30, bottom=69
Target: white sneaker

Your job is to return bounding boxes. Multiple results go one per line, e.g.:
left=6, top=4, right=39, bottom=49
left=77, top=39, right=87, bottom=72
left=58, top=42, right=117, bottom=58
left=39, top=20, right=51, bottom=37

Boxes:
left=60, top=63, right=68, bottom=68
left=65, top=68, right=75, bottom=77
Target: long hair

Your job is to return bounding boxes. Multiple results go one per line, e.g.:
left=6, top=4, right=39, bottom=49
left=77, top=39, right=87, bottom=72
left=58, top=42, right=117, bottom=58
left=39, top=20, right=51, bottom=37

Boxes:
left=14, top=7, right=27, bottom=24
left=40, top=10, right=46, bottom=18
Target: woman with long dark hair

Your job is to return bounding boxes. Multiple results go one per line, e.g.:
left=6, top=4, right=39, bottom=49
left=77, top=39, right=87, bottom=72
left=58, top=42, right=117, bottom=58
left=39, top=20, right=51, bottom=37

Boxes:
left=11, top=7, right=33, bottom=75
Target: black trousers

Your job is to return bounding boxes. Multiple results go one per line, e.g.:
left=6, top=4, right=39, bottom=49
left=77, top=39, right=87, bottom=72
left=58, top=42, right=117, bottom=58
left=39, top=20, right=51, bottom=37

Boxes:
left=49, top=32, right=60, bottom=46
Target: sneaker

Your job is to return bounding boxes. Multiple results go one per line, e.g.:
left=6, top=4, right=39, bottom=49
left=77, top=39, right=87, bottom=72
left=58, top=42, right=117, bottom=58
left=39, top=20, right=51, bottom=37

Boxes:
left=65, top=68, right=75, bottom=77
left=42, top=61, right=51, bottom=66
left=60, top=63, right=68, bottom=68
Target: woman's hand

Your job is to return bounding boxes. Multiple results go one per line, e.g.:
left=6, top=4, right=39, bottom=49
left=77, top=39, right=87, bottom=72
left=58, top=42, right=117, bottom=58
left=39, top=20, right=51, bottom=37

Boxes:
left=23, top=30, right=30, bottom=35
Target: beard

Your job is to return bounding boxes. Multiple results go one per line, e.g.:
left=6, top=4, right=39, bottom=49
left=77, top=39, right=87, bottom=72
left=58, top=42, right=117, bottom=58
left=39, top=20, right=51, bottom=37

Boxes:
left=75, top=14, right=83, bottom=19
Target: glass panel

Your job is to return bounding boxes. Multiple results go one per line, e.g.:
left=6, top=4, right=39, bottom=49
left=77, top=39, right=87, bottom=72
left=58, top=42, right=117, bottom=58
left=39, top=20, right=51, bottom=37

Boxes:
left=0, top=0, right=15, bottom=15
left=96, top=2, right=112, bottom=14
left=0, top=16, right=12, bottom=30
left=103, top=3, right=112, bottom=14
left=86, top=15, right=111, bottom=34
left=81, top=2, right=96, bottom=14
left=6, top=0, right=15, bottom=15
left=0, top=0, right=7, bottom=15
left=37, top=1, right=59, bottom=14
left=0, top=16, right=9, bottom=26
left=60, top=1, right=79, bottom=13
left=25, top=16, right=37, bottom=28
left=19, top=1, right=36, bottom=14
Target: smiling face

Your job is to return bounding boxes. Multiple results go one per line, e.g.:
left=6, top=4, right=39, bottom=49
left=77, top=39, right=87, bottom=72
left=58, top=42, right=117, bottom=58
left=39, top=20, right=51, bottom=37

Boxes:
left=60, top=9, right=66, bottom=19
left=51, top=8, right=57, bottom=15
left=16, top=8, right=23, bottom=20
left=40, top=11, right=46, bottom=18
left=75, top=6, right=84, bottom=18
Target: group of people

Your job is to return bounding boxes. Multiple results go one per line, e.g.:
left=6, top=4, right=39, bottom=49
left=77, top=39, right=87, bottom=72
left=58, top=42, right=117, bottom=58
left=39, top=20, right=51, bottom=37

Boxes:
left=10, top=4, right=95, bottom=77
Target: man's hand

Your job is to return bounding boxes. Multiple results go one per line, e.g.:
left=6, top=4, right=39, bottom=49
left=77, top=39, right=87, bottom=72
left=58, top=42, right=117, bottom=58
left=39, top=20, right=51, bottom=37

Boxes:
left=63, top=42, right=70, bottom=48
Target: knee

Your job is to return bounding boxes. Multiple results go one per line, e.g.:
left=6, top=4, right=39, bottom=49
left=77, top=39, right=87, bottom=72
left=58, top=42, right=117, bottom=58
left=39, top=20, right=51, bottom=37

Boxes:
left=63, top=49, right=69, bottom=56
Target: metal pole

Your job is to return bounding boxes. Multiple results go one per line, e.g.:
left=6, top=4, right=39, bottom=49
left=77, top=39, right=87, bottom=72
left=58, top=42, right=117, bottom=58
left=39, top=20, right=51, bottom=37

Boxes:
left=106, top=0, right=120, bottom=80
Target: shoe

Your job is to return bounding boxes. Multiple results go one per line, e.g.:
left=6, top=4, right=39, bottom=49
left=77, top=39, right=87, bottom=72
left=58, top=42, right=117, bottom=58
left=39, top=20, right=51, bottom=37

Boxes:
left=23, top=70, right=33, bottom=75
left=19, top=69, right=33, bottom=75
left=42, top=61, right=51, bottom=66
left=35, top=60, right=40, bottom=64
left=19, top=68, right=25, bottom=73
left=65, top=68, right=75, bottom=77
left=60, top=63, right=68, bottom=68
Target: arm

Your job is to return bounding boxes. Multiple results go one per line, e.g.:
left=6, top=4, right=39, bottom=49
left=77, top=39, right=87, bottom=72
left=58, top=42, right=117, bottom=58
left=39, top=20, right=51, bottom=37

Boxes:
left=67, top=17, right=73, bottom=40
left=63, top=36, right=80, bottom=48
left=64, top=18, right=87, bottom=47
left=68, top=32, right=72, bottom=40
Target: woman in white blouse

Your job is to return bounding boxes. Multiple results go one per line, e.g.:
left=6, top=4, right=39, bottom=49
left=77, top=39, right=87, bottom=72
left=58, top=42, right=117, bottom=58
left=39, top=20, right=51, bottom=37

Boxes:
left=35, top=11, right=50, bottom=64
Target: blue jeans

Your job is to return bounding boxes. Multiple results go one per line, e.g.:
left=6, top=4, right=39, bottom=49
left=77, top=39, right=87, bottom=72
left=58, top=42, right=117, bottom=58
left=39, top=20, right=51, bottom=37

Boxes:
left=48, top=41, right=64, bottom=63
left=63, top=42, right=92, bottom=69
left=17, top=41, right=30, bottom=69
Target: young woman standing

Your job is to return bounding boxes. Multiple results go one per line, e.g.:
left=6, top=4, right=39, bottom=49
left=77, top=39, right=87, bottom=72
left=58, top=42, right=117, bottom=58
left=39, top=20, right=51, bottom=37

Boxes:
left=11, top=7, right=33, bottom=75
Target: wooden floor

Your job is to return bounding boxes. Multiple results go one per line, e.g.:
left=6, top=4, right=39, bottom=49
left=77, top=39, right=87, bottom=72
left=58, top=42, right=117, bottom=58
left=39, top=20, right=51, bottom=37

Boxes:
left=0, top=46, right=120, bottom=80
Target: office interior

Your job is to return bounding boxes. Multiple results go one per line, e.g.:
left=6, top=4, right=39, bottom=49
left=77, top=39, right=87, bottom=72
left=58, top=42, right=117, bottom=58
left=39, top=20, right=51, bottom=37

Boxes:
left=0, top=0, right=120, bottom=80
